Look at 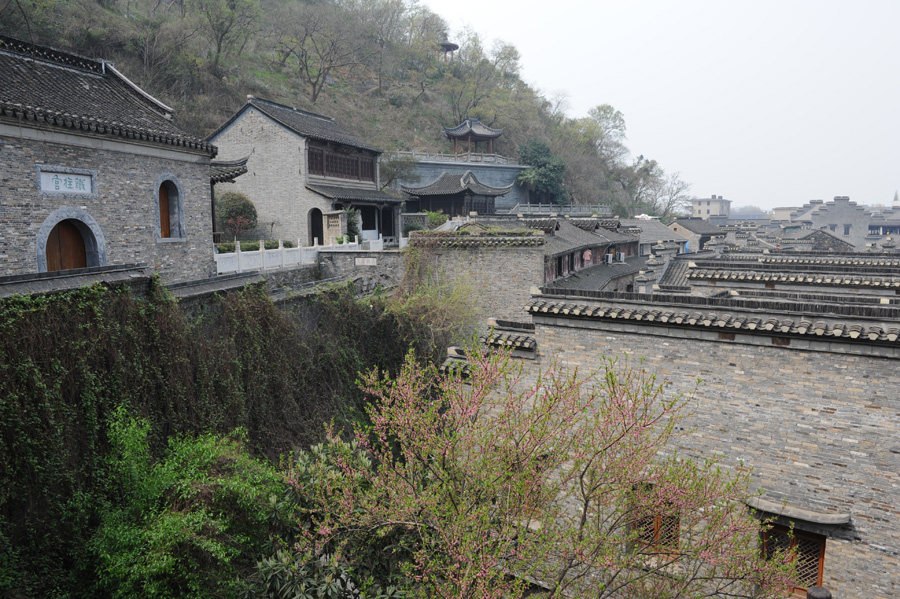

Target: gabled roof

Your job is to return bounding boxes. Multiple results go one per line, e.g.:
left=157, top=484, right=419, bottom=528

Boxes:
left=443, top=117, right=503, bottom=140
left=620, top=219, right=689, bottom=246
left=208, top=96, right=380, bottom=153
left=401, top=171, right=513, bottom=197
left=0, top=34, right=214, bottom=155
left=670, top=218, right=723, bottom=235
left=544, top=220, right=608, bottom=257
left=306, top=184, right=404, bottom=205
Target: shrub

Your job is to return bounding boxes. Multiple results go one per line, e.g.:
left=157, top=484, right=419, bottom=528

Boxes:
left=425, top=210, right=447, bottom=228
left=217, top=192, right=258, bottom=240
left=92, top=407, right=284, bottom=599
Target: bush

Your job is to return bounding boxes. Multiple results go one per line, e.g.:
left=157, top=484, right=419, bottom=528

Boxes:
left=92, top=408, right=283, bottom=599
left=425, top=210, right=447, bottom=228
left=402, top=222, right=425, bottom=235
left=217, top=192, right=258, bottom=239
left=215, top=240, right=295, bottom=253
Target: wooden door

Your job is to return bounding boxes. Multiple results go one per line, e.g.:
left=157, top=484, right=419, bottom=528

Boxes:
left=159, top=185, right=171, bottom=238
left=46, top=220, right=87, bottom=271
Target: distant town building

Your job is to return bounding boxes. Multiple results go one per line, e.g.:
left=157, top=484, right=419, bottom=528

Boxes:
left=691, top=195, right=731, bottom=219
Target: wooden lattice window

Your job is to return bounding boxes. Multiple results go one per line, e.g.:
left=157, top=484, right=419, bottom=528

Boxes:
left=359, top=157, right=374, bottom=182
left=636, top=512, right=680, bottom=551
left=763, top=526, right=825, bottom=597
left=308, top=147, right=324, bottom=175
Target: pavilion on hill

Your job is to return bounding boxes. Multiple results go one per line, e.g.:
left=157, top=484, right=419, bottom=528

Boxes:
left=443, top=118, right=503, bottom=155
left=402, top=171, right=513, bottom=216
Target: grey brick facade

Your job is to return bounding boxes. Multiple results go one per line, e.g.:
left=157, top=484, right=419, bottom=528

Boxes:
left=527, top=297, right=899, bottom=599
left=0, top=130, right=216, bottom=283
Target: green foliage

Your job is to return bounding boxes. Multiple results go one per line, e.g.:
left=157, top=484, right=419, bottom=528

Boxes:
left=425, top=210, right=447, bottom=228
left=378, top=154, right=421, bottom=190
left=516, top=138, right=568, bottom=204
left=215, top=240, right=294, bottom=253
left=345, top=208, right=361, bottom=243
left=243, top=438, right=409, bottom=599
left=92, top=407, right=283, bottom=598
left=0, top=281, right=458, bottom=598
left=217, top=191, right=258, bottom=239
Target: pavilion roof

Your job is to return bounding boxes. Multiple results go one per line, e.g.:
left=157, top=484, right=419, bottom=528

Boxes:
left=443, top=117, right=503, bottom=140
left=401, top=171, right=513, bottom=198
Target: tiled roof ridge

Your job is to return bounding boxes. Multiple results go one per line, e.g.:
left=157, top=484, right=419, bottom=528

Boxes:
left=533, top=288, right=900, bottom=320
left=0, top=34, right=214, bottom=155
left=408, top=233, right=544, bottom=248
left=527, top=297, right=900, bottom=345
left=443, top=117, right=503, bottom=138
left=0, top=103, right=214, bottom=154
left=248, top=96, right=334, bottom=123
left=0, top=33, right=103, bottom=73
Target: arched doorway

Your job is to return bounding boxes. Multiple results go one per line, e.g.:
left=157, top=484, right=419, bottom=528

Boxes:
left=36, top=207, right=107, bottom=273
left=46, top=219, right=87, bottom=271
left=308, top=208, right=324, bottom=246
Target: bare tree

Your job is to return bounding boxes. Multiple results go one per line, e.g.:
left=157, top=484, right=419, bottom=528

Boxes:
left=189, top=0, right=260, bottom=73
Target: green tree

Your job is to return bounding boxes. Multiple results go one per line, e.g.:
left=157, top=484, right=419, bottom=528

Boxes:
left=517, top=138, right=568, bottom=204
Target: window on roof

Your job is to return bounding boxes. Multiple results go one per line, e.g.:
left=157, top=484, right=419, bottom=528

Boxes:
left=763, top=526, right=825, bottom=597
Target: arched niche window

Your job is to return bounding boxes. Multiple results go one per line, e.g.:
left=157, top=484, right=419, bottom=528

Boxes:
left=155, top=175, right=185, bottom=240
left=36, top=207, right=107, bottom=272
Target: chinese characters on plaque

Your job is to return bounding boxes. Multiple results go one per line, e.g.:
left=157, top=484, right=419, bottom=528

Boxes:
left=40, top=172, right=92, bottom=194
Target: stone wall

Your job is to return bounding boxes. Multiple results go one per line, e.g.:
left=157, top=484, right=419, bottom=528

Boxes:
left=210, top=107, right=330, bottom=244
left=420, top=241, right=545, bottom=322
left=529, top=309, right=899, bottom=599
left=0, top=130, right=215, bottom=283
left=318, top=250, right=405, bottom=291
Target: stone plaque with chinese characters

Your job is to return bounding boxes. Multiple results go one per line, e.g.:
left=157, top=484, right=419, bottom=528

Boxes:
left=40, top=172, right=92, bottom=194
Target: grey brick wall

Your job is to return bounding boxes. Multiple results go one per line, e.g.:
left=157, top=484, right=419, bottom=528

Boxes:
left=0, top=133, right=215, bottom=283
left=428, top=244, right=545, bottom=322
left=529, top=314, right=899, bottom=598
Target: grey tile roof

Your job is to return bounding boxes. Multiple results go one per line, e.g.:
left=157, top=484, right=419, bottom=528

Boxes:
left=0, top=34, right=215, bottom=154
left=620, top=219, right=688, bottom=246
left=306, top=184, right=404, bottom=204
left=526, top=292, right=900, bottom=345
left=443, top=117, right=503, bottom=139
left=545, top=220, right=610, bottom=257
left=401, top=171, right=513, bottom=197
left=211, top=156, right=249, bottom=183
left=210, top=96, right=380, bottom=153
left=544, top=255, right=647, bottom=292
left=670, top=218, right=723, bottom=234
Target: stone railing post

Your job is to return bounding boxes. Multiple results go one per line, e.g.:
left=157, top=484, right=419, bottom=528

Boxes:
left=807, top=587, right=831, bottom=599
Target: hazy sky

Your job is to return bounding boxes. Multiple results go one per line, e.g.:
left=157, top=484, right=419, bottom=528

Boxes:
left=420, top=0, right=900, bottom=210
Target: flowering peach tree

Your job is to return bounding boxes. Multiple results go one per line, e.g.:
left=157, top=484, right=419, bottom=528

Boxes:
left=255, top=350, right=795, bottom=599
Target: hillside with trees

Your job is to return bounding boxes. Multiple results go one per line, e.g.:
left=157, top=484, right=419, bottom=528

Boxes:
left=1, top=0, right=692, bottom=218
